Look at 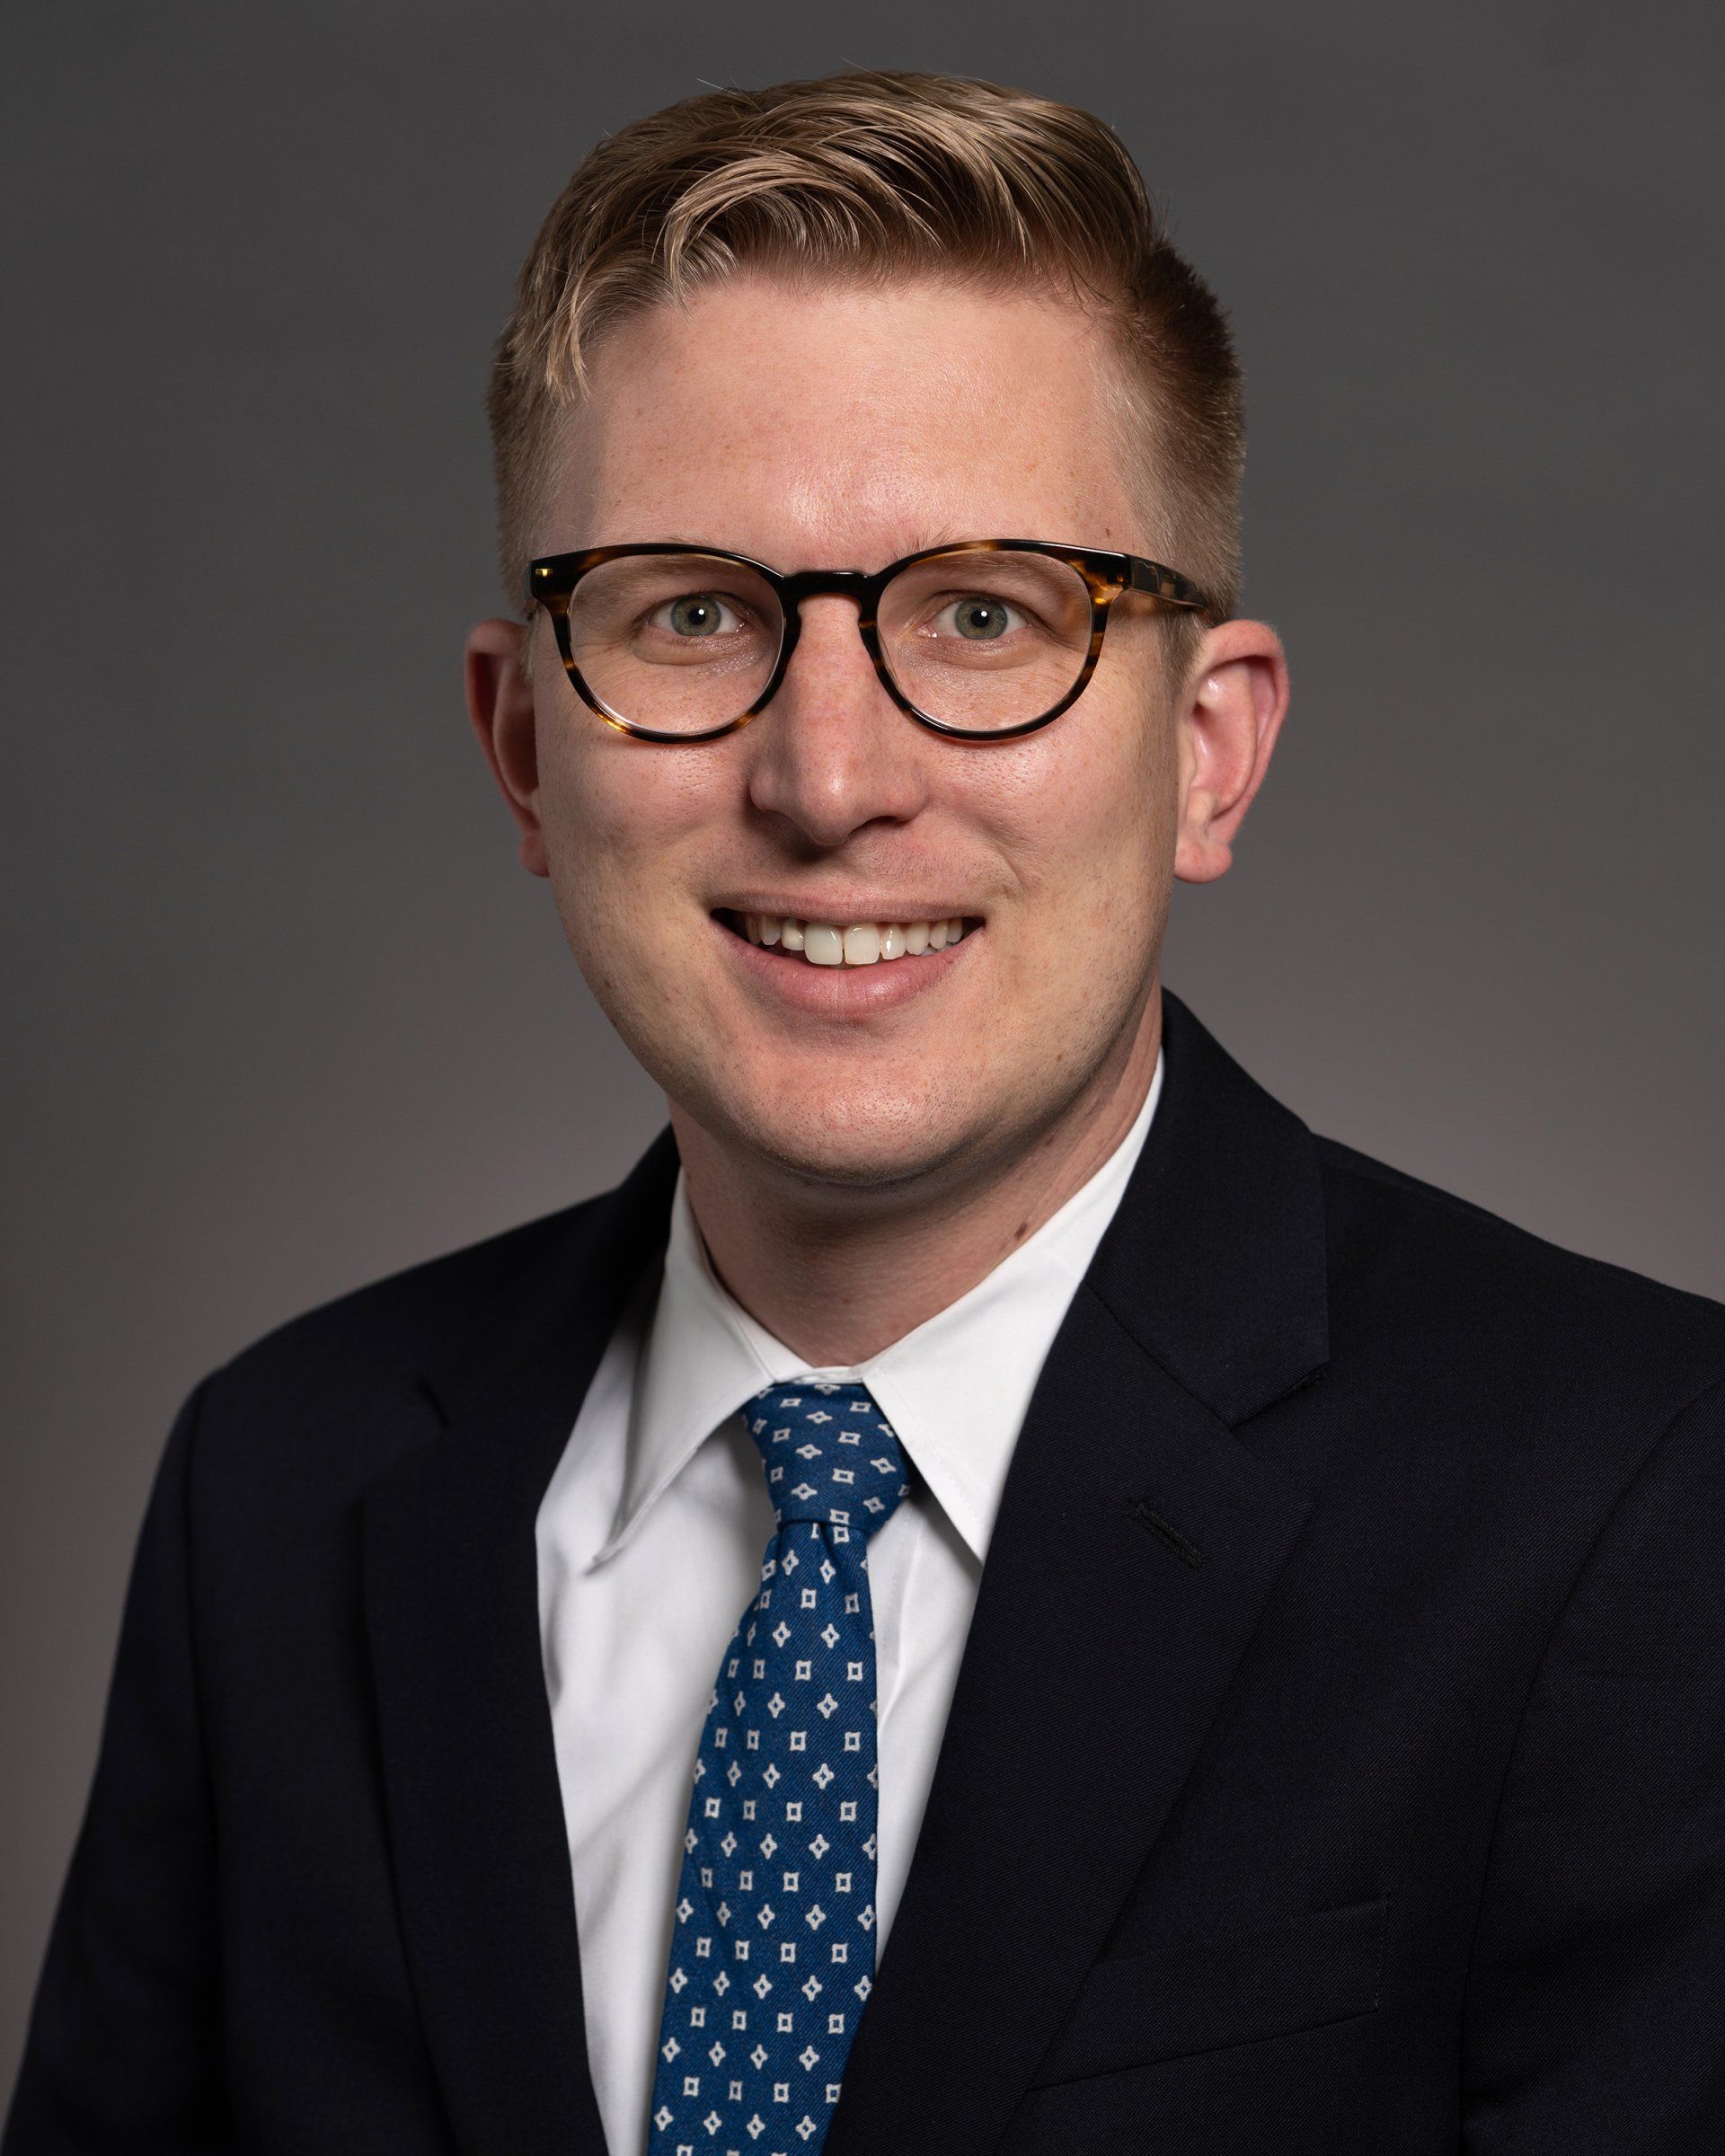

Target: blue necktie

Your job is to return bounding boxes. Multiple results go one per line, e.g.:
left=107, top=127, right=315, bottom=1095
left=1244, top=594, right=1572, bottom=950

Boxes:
left=648, top=1381, right=911, bottom=2155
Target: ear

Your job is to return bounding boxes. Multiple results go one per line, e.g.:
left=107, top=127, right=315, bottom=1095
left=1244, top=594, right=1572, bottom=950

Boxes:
left=1171, top=617, right=1289, bottom=885
left=464, top=615, right=548, bottom=879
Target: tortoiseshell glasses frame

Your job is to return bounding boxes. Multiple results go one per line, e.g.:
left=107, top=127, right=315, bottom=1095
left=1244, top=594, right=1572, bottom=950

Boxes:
left=525, top=537, right=1221, bottom=744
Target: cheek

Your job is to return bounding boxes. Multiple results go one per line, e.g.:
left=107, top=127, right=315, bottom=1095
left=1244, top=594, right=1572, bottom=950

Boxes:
left=537, top=715, right=709, bottom=914
left=1086, top=689, right=1179, bottom=888
left=980, top=698, right=1175, bottom=922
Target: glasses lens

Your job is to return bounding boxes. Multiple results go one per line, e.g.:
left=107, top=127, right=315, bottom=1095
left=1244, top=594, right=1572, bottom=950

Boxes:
left=878, top=549, right=1093, bottom=732
left=567, top=552, right=783, bottom=736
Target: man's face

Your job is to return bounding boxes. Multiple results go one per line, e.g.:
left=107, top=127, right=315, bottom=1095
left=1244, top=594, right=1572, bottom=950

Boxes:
left=491, top=276, right=1245, bottom=1197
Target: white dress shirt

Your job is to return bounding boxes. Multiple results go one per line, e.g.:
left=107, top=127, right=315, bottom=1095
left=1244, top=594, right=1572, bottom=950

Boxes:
left=535, top=1047, right=1163, bottom=2156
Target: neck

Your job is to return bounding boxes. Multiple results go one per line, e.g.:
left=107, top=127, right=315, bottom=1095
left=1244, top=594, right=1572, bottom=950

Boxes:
left=672, top=985, right=1162, bottom=1366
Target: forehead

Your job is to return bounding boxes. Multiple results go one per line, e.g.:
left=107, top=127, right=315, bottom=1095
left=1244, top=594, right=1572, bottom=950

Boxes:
left=545, top=274, right=1153, bottom=568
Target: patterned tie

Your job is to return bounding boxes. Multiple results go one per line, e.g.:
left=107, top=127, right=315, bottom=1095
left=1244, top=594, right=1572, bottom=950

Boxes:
left=648, top=1381, right=912, bottom=2156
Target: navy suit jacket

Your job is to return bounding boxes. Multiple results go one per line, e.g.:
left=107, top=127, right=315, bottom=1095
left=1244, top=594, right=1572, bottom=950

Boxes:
left=8, top=987, right=1725, bottom=2153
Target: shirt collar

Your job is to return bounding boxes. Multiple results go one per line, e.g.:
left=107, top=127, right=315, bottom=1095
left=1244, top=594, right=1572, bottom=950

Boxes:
left=591, top=1047, right=1163, bottom=1568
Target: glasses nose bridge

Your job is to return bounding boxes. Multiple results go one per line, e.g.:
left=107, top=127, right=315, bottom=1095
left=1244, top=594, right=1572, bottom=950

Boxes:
left=776, top=564, right=881, bottom=639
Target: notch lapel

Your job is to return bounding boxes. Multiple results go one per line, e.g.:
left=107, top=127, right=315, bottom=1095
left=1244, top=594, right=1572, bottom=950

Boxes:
left=362, top=1134, right=679, bottom=2156
left=827, top=988, right=1331, bottom=2155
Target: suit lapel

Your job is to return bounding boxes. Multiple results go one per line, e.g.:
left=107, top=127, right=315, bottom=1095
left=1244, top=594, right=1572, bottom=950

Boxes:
left=358, top=987, right=1329, bottom=2156
left=362, top=1134, right=679, bottom=2156
left=827, top=987, right=1331, bottom=2155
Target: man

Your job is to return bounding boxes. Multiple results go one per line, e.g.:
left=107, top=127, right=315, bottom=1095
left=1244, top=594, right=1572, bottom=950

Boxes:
left=7, top=66, right=1724, bottom=2156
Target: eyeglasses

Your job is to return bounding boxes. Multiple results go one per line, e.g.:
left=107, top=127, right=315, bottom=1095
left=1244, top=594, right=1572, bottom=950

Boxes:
left=525, top=538, right=1219, bottom=743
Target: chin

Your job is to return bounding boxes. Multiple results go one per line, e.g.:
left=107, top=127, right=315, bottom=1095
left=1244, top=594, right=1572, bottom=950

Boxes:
left=691, top=1073, right=989, bottom=1196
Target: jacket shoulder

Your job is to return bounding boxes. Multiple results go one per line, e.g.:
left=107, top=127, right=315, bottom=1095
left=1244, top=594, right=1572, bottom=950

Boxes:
left=203, top=1191, right=609, bottom=1422
left=1314, top=1131, right=1725, bottom=1406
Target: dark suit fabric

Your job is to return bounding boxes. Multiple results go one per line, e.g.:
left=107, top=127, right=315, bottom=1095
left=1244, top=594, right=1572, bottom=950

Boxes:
left=9, top=987, right=1725, bottom=2154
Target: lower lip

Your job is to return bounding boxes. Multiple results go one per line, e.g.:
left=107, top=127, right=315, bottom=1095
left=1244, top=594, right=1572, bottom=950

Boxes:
left=714, top=917, right=978, bottom=1017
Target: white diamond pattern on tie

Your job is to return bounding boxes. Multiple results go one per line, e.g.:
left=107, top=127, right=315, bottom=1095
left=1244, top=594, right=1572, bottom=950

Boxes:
left=647, top=1383, right=910, bottom=2156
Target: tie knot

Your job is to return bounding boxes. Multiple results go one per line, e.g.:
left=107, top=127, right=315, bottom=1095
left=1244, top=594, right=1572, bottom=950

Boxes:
left=744, top=1382, right=910, bottom=1539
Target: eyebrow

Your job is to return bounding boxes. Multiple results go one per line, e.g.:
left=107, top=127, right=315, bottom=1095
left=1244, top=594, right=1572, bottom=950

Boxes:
left=641, top=528, right=994, bottom=570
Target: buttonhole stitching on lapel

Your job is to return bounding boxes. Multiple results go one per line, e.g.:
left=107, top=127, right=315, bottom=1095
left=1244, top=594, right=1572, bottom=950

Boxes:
left=1127, top=1498, right=1205, bottom=1568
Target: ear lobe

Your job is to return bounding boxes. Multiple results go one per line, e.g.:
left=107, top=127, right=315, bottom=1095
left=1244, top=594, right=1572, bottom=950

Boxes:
left=464, top=616, right=549, bottom=879
left=1171, top=620, right=1289, bottom=886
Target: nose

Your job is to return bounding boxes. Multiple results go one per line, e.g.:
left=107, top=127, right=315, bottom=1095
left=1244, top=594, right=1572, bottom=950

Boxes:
left=742, top=596, right=931, bottom=848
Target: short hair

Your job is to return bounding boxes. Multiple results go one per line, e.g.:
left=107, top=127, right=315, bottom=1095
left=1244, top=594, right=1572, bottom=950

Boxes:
left=486, top=69, right=1243, bottom=676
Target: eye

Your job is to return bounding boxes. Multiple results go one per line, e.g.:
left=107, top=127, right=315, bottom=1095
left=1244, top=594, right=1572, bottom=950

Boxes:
left=650, top=592, right=743, bottom=639
left=932, top=593, right=1024, bottom=641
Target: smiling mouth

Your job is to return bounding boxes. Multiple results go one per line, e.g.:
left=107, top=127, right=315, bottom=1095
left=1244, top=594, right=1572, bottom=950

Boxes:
left=716, top=909, right=976, bottom=967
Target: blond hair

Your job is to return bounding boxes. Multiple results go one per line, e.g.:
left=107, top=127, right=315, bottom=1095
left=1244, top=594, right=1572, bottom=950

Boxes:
left=486, top=70, right=1243, bottom=666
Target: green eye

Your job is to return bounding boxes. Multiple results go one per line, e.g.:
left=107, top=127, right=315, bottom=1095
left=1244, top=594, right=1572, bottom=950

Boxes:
left=954, top=597, right=1005, bottom=640
left=949, top=596, right=1017, bottom=641
left=665, top=594, right=729, bottom=637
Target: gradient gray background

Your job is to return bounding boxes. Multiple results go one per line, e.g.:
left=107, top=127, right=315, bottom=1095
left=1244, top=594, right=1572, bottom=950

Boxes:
left=4, top=0, right=1721, bottom=2090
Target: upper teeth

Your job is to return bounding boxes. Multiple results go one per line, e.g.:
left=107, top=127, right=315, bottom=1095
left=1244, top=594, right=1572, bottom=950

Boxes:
left=739, top=915, right=969, bottom=965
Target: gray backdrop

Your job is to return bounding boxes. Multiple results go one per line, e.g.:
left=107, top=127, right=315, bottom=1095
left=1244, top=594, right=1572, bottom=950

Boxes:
left=4, top=0, right=1721, bottom=2091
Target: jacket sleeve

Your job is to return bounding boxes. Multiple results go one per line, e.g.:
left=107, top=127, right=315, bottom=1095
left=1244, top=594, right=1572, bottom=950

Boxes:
left=1461, top=1371, right=1725, bottom=2152
left=4, top=1380, right=234, bottom=2153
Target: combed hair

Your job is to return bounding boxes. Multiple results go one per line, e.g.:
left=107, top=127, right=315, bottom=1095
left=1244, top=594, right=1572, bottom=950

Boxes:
left=485, top=70, right=1243, bottom=666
